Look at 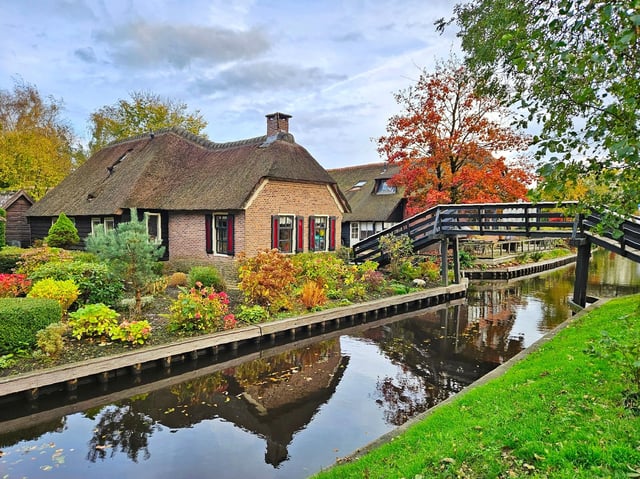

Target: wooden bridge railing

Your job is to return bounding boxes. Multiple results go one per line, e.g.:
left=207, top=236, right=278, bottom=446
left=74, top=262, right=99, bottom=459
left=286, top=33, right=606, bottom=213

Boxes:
left=352, top=201, right=579, bottom=265
left=352, top=201, right=640, bottom=308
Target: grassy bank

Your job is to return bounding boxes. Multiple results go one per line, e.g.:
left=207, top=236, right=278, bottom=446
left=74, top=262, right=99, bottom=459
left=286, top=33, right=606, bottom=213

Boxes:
left=313, top=295, right=640, bottom=479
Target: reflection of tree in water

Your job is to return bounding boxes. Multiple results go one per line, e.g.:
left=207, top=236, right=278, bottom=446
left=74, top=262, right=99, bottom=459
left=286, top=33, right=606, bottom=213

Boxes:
left=86, top=400, right=160, bottom=463
left=375, top=369, right=432, bottom=425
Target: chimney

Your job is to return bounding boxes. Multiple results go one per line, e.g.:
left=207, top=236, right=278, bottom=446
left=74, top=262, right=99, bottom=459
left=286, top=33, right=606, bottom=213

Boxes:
left=266, top=112, right=292, bottom=136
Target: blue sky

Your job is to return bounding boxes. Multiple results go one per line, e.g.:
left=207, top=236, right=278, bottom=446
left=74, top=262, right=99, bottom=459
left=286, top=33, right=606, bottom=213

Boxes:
left=1, top=0, right=459, bottom=169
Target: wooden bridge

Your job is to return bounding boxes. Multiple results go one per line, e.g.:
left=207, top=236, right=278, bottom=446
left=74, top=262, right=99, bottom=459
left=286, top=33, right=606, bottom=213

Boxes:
left=352, top=201, right=640, bottom=307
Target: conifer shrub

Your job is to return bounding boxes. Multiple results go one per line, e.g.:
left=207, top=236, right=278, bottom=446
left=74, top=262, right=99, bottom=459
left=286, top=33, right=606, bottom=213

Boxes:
left=27, top=278, right=79, bottom=313
left=45, top=213, right=80, bottom=248
left=188, top=265, right=226, bottom=291
left=30, top=261, right=123, bottom=306
left=168, top=271, right=188, bottom=287
left=0, top=298, right=62, bottom=354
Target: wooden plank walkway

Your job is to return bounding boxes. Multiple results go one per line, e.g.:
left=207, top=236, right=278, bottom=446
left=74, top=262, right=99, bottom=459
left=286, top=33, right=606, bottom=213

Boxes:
left=0, top=281, right=467, bottom=401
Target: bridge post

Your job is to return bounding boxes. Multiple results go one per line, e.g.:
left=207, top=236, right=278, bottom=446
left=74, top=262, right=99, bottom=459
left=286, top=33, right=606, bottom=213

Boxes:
left=572, top=238, right=591, bottom=307
left=451, top=236, right=461, bottom=284
left=440, top=237, right=448, bottom=286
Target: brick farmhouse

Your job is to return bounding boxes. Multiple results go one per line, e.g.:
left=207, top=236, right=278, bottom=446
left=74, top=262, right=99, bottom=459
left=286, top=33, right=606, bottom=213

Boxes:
left=27, top=113, right=350, bottom=269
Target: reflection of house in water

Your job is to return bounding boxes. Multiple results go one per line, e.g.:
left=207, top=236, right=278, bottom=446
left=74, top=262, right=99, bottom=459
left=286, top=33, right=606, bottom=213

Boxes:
left=132, top=340, right=347, bottom=468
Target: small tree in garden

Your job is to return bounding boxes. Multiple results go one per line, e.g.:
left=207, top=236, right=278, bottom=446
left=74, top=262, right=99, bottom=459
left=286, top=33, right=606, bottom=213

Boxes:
left=379, top=234, right=414, bottom=280
left=46, top=213, right=80, bottom=248
left=86, top=208, right=164, bottom=317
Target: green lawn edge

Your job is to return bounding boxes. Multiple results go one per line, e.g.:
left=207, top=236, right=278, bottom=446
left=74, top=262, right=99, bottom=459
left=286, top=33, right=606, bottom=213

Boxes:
left=312, top=294, right=640, bottom=479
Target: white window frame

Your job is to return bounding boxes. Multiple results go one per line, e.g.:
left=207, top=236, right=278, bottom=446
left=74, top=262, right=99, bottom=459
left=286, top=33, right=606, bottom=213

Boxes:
left=278, top=214, right=294, bottom=253
left=310, top=215, right=329, bottom=252
left=144, top=212, right=162, bottom=243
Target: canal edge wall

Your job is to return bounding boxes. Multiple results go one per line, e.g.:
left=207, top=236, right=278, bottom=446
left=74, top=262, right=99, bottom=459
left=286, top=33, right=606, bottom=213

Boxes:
left=335, top=295, right=609, bottom=467
left=462, top=254, right=577, bottom=280
left=0, top=280, right=468, bottom=400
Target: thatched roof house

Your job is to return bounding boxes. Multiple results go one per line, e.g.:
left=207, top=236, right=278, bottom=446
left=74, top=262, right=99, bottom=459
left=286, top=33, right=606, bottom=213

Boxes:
left=28, top=113, right=350, bottom=266
left=328, top=162, right=406, bottom=247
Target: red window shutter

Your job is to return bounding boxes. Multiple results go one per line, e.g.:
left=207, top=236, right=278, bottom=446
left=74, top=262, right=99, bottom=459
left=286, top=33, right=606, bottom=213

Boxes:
left=329, top=216, right=337, bottom=251
left=296, top=216, right=304, bottom=253
left=227, top=214, right=235, bottom=255
left=271, top=215, right=279, bottom=249
left=205, top=214, right=213, bottom=254
left=308, top=216, right=316, bottom=251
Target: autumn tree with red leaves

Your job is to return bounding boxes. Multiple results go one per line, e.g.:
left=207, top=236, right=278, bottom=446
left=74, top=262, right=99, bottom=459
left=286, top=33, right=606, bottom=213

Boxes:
left=377, top=57, right=535, bottom=214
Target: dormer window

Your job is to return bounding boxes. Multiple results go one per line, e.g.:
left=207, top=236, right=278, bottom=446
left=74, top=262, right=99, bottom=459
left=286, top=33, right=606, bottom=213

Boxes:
left=375, top=179, right=396, bottom=195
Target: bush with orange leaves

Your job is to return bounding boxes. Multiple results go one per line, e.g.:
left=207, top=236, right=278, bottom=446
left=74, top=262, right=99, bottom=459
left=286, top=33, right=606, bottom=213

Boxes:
left=236, top=249, right=300, bottom=314
left=300, top=280, right=327, bottom=310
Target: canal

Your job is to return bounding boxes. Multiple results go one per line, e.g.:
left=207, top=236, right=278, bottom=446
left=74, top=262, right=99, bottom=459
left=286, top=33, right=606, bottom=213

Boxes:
left=1, top=249, right=639, bottom=478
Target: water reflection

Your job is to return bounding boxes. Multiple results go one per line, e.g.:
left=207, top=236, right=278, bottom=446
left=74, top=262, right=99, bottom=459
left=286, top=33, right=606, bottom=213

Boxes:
left=1, top=249, right=639, bottom=478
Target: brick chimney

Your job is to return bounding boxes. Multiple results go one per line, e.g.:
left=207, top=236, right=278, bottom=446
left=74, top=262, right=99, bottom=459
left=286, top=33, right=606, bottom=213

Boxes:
left=266, top=112, right=292, bottom=136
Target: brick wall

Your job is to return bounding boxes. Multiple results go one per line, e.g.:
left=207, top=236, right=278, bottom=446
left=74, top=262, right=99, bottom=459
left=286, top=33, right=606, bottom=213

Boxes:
left=166, top=179, right=343, bottom=265
left=244, top=179, right=343, bottom=256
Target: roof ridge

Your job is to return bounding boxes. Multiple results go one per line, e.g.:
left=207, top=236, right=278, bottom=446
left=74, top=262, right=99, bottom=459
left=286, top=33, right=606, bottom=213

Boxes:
left=328, top=162, right=388, bottom=172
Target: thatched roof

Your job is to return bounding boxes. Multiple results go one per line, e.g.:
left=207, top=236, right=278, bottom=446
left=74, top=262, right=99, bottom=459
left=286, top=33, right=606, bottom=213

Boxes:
left=28, top=128, right=349, bottom=217
left=328, top=162, right=405, bottom=222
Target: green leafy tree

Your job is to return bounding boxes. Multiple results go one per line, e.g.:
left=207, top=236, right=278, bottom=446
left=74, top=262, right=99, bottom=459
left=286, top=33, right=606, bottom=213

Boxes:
left=441, top=0, right=640, bottom=229
left=88, top=91, right=208, bottom=154
left=46, top=212, right=80, bottom=248
left=0, top=79, right=85, bottom=199
left=85, top=208, right=165, bottom=316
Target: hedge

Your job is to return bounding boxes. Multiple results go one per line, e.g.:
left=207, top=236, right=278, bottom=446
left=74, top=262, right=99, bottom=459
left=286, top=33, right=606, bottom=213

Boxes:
left=0, top=298, right=62, bottom=354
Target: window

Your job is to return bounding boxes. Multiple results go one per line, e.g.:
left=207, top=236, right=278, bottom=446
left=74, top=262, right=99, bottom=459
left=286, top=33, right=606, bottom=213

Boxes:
left=90, top=217, right=114, bottom=235
left=277, top=215, right=294, bottom=253
left=205, top=213, right=235, bottom=255
left=349, top=180, right=367, bottom=191
left=309, top=216, right=328, bottom=251
left=359, top=222, right=375, bottom=240
left=104, top=217, right=115, bottom=232
left=375, top=179, right=397, bottom=195
left=145, top=212, right=162, bottom=243
left=350, top=223, right=359, bottom=241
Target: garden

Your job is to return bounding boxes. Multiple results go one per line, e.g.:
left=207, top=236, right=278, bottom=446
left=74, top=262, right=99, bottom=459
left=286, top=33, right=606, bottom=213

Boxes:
left=0, top=215, right=445, bottom=377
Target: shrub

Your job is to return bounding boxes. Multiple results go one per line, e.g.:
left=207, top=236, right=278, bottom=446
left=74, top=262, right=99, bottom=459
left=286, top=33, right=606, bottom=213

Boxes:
left=168, top=271, right=188, bottom=287
left=46, top=213, right=80, bottom=248
left=188, top=265, right=226, bottom=291
left=144, top=275, right=168, bottom=295
left=292, top=252, right=347, bottom=291
left=0, top=273, right=31, bottom=297
left=0, top=298, right=62, bottom=354
left=27, top=278, right=79, bottom=313
left=36, top=322, right=68, bottom=357
left=360, top=270, right=386, bottom=293
left=68, top=303, right=120, bottom=340
left=169, top=284, right=236, bottom=332
left=379, top=234, right=414, bottom=279
left=15, top=246, right=73, bottom=276
left=237, top=249, right=299, bottom=313
left=235, top=304, right=269, bottom=324
left=0, top=246, right=24, bottom=273
left=300, top=280, right=327, bottom=310
left=109, top=320, right=152, bottom=345
left=30, top=261, right=123, bottom=306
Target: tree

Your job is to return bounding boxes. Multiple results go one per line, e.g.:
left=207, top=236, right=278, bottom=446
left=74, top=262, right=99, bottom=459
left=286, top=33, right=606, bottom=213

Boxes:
left=88, top=91, right=208, bottom=154
left=46, top=213, right=80, bottom=248
left=442, top=0, right=640, bottom=227
left=377, top=56, right=534, bottom=213
left=0, top=80, right=84, bottom=199
left=85, top=209, right=165, bottom=317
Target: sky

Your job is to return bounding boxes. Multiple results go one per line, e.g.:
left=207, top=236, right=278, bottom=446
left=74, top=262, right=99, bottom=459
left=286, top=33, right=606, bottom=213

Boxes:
left=1, top=0, right=460, bottom=169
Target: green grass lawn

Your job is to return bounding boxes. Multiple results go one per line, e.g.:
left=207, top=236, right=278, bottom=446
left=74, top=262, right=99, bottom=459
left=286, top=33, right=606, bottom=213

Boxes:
left=312, top=295, right=640, bottom=479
